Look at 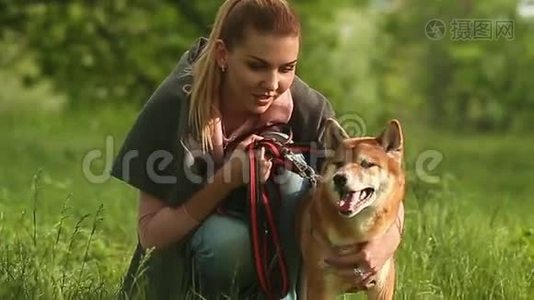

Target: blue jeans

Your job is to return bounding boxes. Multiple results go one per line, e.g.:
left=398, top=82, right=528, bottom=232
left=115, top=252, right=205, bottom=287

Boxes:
left=188, top=170, right=310, bottom=299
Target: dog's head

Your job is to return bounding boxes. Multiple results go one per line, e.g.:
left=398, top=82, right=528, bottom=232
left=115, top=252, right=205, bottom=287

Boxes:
left=319, top=118, right=404, bottom=218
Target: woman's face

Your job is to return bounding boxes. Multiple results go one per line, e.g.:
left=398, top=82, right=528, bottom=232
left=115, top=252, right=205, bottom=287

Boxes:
left=217, top=28, right=300, bottom=115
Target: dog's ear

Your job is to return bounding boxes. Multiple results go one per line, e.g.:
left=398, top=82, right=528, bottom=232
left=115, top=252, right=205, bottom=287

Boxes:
left=319, top=118, right=349, bottom=151
left=377, top=119, right=403, bottom=162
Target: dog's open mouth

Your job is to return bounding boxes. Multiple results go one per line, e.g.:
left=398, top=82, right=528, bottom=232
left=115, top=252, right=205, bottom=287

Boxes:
left=337, top=187, right=375, bottom=217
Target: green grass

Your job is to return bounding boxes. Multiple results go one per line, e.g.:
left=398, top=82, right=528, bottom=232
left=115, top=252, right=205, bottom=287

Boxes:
left=0, top=107, right=532, bottom=299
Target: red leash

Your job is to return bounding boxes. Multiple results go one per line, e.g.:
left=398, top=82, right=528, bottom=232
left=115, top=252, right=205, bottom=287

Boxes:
left=245, top=138, right=322, bottom=299
left=247, top=139, right=289, bottom=299
left=217, top=125, right=325, bottom=299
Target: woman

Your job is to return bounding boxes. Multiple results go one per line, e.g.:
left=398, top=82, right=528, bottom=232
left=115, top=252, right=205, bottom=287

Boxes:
left=111, top=0, right=404, bottom=299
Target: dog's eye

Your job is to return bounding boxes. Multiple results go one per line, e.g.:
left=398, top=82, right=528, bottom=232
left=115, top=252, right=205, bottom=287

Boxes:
left=360, top=159, right=378, bottom=169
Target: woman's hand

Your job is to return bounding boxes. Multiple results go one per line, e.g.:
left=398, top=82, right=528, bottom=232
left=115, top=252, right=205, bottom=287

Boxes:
left=324, top=203, right=405, bottom=290
left=256, top=146, right=273, bottom=183
left=221, top=134, right=273, bottom=189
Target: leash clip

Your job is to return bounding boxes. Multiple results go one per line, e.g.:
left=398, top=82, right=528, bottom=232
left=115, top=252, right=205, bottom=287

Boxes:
left=281, top=148, right=321, bottom=187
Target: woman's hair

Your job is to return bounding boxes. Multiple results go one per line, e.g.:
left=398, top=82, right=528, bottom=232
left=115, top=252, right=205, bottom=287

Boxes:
left=189, top=0, right=300, bottom=152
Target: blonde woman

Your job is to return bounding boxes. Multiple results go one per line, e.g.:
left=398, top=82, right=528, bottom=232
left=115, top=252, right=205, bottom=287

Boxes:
left=111, top=0, right=404, bottom=299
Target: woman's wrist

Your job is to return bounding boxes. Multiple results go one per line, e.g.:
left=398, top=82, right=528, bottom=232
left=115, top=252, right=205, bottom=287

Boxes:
left=183, top=169, right=236, bottom=222
left=213, top=166, right=240, bottom=192
left=217, top=160, right=245, bottom=190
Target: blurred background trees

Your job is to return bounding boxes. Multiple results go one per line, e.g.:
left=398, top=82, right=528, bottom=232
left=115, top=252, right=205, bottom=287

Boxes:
left=1, top=0, right=533, bottom=132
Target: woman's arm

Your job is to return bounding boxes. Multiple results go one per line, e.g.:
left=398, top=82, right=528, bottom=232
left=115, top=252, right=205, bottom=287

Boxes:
left=137, top=134, right=271, bottom=250
left=137, top=169, right=234, bottom=249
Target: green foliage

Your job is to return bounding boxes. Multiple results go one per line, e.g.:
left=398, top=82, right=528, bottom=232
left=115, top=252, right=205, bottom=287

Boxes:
left=1, top=0, right=534, bottom=128
left=384, top=0, right=534, bottom=132
left=299, top=7, right=395, bottom=126
left=0, top=32, right=66, bottom=113
left=1, top=1, right=203, bottom=106
left=0, top=176, right=122, bottom=299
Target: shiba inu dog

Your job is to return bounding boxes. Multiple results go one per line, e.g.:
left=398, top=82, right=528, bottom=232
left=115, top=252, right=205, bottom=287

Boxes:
left=298, top=118, right=405, bottom=300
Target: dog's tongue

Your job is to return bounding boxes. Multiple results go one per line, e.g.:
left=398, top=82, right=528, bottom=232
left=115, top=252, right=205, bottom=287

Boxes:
left=338, top=192, right=355, bottom=213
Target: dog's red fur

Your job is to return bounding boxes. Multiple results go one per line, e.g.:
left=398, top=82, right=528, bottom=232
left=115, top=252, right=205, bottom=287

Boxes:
left=297, top=119, right=405, bottom=300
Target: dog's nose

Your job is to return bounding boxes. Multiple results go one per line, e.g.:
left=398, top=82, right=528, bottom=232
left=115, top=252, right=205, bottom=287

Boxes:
left=333, top=174, right=347, bottom=188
